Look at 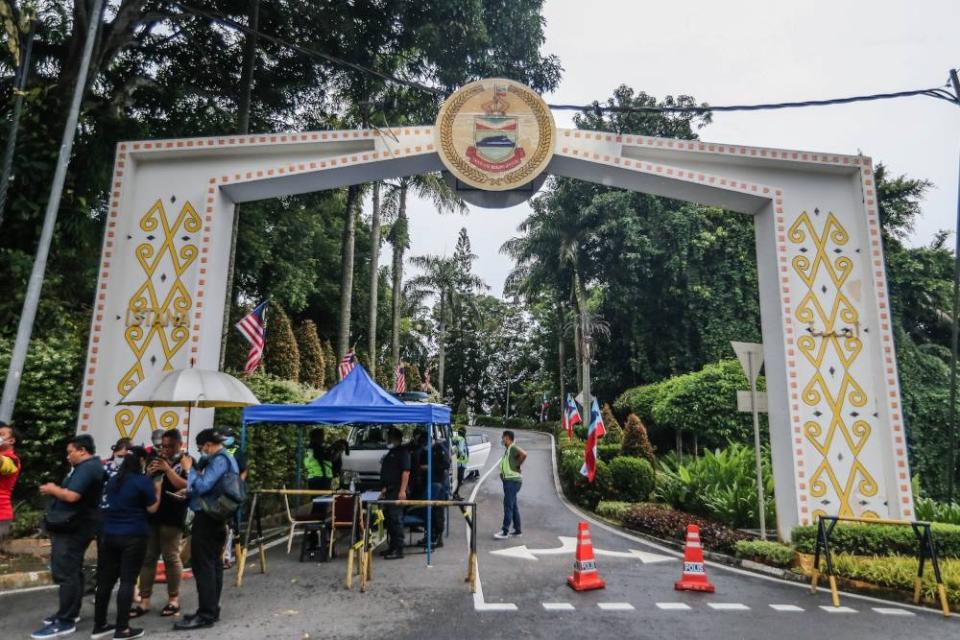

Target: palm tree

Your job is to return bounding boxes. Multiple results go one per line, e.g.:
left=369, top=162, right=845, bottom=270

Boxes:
left=407, top=254, right=486, bottom=398
left=366, top=182, right=382, bottom=377
left=382, top=174, right=465, bottom=385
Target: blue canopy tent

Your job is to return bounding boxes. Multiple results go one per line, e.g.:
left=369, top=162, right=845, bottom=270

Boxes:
left=240, top=366, right=452, bottom=563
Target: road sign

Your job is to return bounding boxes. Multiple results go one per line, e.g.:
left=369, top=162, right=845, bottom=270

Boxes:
left=731, top=341, right=764, bottom=383
left=737, top=390, right=768, bottom=413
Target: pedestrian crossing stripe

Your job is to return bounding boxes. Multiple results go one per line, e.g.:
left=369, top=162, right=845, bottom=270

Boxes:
left=872, top=607, right=914, bottom=616
left=769, top=604, right=804, bottom=612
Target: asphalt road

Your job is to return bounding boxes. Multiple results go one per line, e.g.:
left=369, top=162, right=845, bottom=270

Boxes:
left=4, top=427, right=957, bottom=640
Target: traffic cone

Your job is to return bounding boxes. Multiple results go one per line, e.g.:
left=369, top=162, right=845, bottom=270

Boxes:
left=567, top=521, right=606, bottom=591
left=674, top=524, right=715, bottom=592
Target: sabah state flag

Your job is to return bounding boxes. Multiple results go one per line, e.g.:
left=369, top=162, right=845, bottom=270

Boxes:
left=563, top=393, right=581, bottom=438
left=580, top=399, right=606, bottom=482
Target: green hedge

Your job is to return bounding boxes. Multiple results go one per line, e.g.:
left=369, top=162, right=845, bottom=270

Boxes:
left=831, top=554, right=960, bottom=604
left=597, top=443, right=620, bottom=463
left=608, top=456, right=655, bottom=502
left=734, top=540, right=795, bottom=568
left=595, top=501, right=634, bottom=522
left=792, top=522, right=960, bottom=558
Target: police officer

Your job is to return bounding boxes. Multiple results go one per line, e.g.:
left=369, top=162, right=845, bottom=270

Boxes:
left=304, top=428, right=334, bottom=492
left=451, top=428, right=469, bottom=501
left=378, top=428, right=410, bottom=560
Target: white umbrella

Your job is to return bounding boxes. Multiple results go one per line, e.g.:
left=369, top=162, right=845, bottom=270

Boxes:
left=118, top=368, right=259, bottom=441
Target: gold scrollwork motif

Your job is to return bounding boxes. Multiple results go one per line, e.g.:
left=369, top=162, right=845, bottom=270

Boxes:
left=115, top=199, right=200, bottom=437
left=788, top=210, right=881, bottom=519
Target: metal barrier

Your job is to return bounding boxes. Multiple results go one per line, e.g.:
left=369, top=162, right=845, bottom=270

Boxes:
left=357, top=499, right=478, bottom=594
left=810, top=515, right=950, bottom=616
left=236, top=488, right=359, bottom=588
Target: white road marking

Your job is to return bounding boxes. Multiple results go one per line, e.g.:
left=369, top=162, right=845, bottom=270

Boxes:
left=872, top=607, right=915, bottom=616
left=542, top=602, right=575, bottom=611
left=820, top=606, right=857, bottom=613
left=468, top=454, right=518, bottom=612
left=656, top=602, right=692, bottom=611
left=490, top=536, right=673, bottom=563
left=769, top=604, right=805, bottom=612
left=537, top=430, right=959, bottom=619
left=708, top=603, right=750, bottom=611
left=598, top=602, right=635, bottom=611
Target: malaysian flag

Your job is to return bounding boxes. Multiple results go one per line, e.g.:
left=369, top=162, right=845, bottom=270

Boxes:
left=338, top=350, right=357, bottom=380
left=395, top=364, right=406, bottom=393
left=580, top=399, right=606, bottom=482
left=235, top=301, right=268, bottom=374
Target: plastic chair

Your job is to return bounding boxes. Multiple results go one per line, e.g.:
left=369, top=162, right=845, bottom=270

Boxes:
left=283, top=488, right=324, bottom=554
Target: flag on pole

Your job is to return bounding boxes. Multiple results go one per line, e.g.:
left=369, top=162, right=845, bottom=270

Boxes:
left=540, top=393, right=550, bottom=423
left=235, top=300, right=268, bottom=374
left=563, top=393, right=582, bottom=438
left=580, top=399, right=606, bottom=482
left=395, top=364, right=406, bottom=393
left=338, top=350, right=357, bottom=380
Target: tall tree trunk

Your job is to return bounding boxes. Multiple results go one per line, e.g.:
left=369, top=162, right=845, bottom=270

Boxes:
left=556, top=302, right=565, bottom=414
left=438, top=293, right=446, bottom=398
left=338, top=185, right=360, bottom=359
left=218, top=0, right=258, bottom=368
left=390, top=183, right=408, bottom=376
left=574, top=271, right=591, bottom=412
left=367, top=182, right=381, bottom=378
left=573, top=320, right=583, bottom=393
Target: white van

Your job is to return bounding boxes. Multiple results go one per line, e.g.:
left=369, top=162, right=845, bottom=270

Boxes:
left=340, top=423, right=452, bottom=490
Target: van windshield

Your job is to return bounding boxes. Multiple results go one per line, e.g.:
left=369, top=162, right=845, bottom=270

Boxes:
left=347, top=424, right=447, bottom=450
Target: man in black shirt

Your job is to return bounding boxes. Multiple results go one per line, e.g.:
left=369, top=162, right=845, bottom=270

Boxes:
left=416, top=435, right=450, bottom=548
left=379, top=428, right=410, bottom=560
left=33, top=435, right=106, bottom=638
left=133, top=429, right=190, bottom=618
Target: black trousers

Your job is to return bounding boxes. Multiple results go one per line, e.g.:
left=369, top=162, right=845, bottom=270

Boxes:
left=94, top=534, right=148, bottom=630
left=190, top=512, right=227, bottom=621
left=384, top=489, right=404, bottom=552
left=308, top=477, right=332, bottom=517
left=50, top=523, right=96, bottom=624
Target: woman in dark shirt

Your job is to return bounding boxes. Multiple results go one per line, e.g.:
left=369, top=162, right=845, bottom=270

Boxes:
left=92, top=447, right=161, bottom=640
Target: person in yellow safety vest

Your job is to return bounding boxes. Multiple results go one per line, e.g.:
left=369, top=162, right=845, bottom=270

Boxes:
left=493, top=430, right=526, bottom=540
left=451, top=428, right=469, bottom=501
left=305, top=429, right=335, bottom=491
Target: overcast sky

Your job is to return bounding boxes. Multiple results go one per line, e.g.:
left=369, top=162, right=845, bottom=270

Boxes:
left=398, top=0, right=960, bottom=296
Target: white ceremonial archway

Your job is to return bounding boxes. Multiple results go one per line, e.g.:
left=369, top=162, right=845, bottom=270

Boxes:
left=78, top=84, right=912, bottom=540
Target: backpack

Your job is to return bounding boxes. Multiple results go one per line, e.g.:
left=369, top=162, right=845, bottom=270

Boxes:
left=198, top=450, right=246, bottom=521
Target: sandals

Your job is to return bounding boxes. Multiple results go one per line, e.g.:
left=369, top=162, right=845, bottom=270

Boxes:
left=128, top=606, right=149, bottom=619
left=160, top=603, right=181, bottom=617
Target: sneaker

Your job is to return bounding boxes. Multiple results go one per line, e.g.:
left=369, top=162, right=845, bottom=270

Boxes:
left=510, top=531, right=523, bottom=537
left=493, top=531, right=509, bottom=540
left=31, top=621, right=77, bottom=639
left=43, top=616, right=81, bottom=626
left=113, top=628, right=144, bottom=640
left=90, top=625, right=116, bottom=639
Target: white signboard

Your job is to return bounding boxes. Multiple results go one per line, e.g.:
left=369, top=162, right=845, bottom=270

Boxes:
left=737, top=390, right=768, bottom=413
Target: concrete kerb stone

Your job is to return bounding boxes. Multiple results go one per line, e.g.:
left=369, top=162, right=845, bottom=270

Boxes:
left=0, top=569, right=53, bottom=593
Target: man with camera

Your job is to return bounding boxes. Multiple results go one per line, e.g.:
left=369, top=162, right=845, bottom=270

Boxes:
left=131, top=428, right=190, bottom=619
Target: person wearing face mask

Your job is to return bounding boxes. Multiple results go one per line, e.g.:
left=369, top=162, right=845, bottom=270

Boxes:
left=173, top=428, right=239, bottom=631
left=220, top=427, right=246, bottom=569
left=378, top=428, right=410, bottom=560
left=0, top=421, right=21, bottom=556
left=91, top=446, right=162, bottom=640
left=102, top=438, right=133, bottom=510
left=33, top=435, right=107, bottom=639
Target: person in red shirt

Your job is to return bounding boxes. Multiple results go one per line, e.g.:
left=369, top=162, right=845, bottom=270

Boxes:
left=0, top=420, right=21, bottom=554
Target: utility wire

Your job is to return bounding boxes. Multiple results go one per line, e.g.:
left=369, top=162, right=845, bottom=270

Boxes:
left=169, top=2, right=959, bottom=116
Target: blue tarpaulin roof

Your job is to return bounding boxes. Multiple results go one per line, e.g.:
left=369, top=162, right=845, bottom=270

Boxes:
left=242, top=365, right=450, bottom=425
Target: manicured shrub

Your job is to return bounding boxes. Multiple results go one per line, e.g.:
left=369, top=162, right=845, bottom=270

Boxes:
left=830, top=554, right=960, bottom=605
left=595, top=501, right=634, bottom=523
left=608, top=456, right=655, bottom=502
left=263, top=303, right=300, bottom=382
left=622, top=504, right=750, bottom=554
left=734, top=540, right=795, bottom=568
left=294, top=319, right=325, bottom=389
left=601, top=403, right=623, bottom=443
left=792, top=522, right=960, bottom=558
left=596, top=443, right=621, bottom=463
left=621, top=413, right=656, bottom=467
left=559, top=447, right=613, bottom=509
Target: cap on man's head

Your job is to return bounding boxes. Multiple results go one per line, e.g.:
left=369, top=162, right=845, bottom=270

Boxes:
left=195, top=428, right=226, bottom=446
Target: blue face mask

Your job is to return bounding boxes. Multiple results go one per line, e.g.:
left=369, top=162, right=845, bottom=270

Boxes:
left=223, top=437, right=235, bottom=447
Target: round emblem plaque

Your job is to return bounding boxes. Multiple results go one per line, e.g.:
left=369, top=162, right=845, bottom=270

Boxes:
left=435, top=78, right=556, bottom=192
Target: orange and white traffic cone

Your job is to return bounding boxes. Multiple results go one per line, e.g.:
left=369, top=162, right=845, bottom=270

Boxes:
left=567, top=521, right=606, bottom=592
left=674, top=524, right=715, bottom=592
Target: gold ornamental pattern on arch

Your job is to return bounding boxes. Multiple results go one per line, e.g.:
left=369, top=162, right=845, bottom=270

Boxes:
left=435, top=78, right=556, bottom=191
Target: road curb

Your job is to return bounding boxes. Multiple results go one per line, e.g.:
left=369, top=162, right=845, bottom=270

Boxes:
left=0, top=569, right=53, bottom=593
